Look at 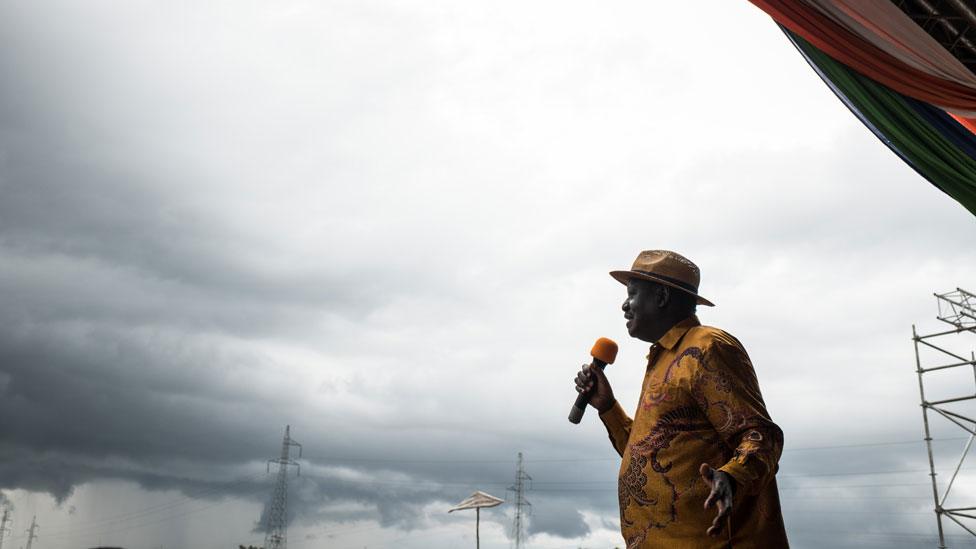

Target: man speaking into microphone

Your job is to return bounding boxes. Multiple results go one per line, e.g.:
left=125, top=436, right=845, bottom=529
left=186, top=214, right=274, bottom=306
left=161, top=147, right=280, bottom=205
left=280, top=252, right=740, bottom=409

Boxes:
left=574, top=250, right=788, bottom=548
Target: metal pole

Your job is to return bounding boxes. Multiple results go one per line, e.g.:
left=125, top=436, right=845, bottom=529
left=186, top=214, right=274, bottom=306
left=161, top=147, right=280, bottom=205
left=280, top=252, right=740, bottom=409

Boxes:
left=945, top=513, right=976, bottom=537
left=476, top=507, right=480, bottom=549
left=941, top=434, right=975, bottom=506
left=918, top=339, right=971, bottom=363
left=916, top=324, right=947, bottom=548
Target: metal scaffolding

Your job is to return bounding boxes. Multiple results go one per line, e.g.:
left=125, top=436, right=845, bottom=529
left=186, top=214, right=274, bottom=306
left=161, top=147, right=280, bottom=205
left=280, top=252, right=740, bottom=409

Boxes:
left=915, top=288, right=976, bottom=548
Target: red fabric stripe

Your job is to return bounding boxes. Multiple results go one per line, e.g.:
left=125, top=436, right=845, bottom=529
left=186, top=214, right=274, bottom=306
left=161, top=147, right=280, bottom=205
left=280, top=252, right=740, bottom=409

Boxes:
left=948, top=113, right=976, bottom=136
left=749, top=0, right=976, bottom=113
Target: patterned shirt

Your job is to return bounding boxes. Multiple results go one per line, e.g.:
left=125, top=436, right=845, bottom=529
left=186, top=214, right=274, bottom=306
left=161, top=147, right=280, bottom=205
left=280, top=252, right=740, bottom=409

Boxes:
left=599, top=316, right=789, bottom=548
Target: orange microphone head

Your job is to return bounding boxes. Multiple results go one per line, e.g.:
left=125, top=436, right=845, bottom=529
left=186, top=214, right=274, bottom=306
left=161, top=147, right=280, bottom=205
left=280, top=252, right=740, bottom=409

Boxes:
left=590, top=337, right=618, bottom=365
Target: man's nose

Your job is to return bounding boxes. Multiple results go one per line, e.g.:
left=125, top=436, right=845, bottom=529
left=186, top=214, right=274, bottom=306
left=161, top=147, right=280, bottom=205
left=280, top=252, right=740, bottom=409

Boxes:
left=621, top=299, right=630, bottom=312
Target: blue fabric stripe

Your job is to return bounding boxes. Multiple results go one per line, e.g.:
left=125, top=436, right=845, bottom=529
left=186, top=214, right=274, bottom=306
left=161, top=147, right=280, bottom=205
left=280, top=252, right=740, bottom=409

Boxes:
left=906, top=99, right=976, bottom=162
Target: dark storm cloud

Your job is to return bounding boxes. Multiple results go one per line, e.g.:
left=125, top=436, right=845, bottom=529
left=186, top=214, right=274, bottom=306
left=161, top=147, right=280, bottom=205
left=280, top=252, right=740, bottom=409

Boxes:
left=0, top=107, right=395, bottom=335
left=0, top=10, right=464, bottom=341
left=1, top=106, right=330, bottom=344
left=0, top=323, right=272, bottom=467
left=0, top=0, right=472, bottom=518
left=0, top=2, right=461, bottom=530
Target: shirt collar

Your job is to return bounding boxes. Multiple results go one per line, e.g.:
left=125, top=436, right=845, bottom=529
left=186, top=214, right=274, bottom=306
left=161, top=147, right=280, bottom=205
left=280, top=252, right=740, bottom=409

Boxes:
left=655, top=315, right=701, bottom=351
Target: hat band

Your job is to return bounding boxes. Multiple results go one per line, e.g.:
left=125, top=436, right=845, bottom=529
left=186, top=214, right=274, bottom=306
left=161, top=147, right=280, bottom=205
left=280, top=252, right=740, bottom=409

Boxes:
left=633, top=270, right=699, bottom=294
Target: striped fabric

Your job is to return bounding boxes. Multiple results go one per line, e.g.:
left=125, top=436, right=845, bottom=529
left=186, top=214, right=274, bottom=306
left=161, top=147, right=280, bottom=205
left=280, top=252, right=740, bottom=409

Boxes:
left=748, top=1, right=976, bottom=216
left=788, top=31, right=976, bottom=215
left=807, top=0, right=976, bottom=91
left=749, top=0, right=976, bottom=113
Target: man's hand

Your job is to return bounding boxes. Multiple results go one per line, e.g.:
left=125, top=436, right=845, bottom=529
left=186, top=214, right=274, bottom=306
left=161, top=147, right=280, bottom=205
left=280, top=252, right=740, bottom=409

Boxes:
left=699, top=463, right=735, bottom=538
left=574, top=363, right=615, bottom=413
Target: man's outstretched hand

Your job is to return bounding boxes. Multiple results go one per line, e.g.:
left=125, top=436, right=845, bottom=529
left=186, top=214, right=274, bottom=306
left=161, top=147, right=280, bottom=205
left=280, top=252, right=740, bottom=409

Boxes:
left=700, top=463, right=735, bottom=538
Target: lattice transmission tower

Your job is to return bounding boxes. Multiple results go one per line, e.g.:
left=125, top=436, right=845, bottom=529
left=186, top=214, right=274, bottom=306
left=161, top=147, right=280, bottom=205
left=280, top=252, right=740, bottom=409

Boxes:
left=508, top=452, right=532, bottom=549
left=0, top=505, right=10, bottom=549
left=264, top=425, right=302, bottom=549
left=24, top=515, right=38, bottom=549
left=914, top=288, right=976, bottom=548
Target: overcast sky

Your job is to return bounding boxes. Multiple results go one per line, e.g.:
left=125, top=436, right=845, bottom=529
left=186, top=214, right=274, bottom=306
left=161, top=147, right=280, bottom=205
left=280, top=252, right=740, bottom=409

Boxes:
left=1, top=1, right=976, bottom=548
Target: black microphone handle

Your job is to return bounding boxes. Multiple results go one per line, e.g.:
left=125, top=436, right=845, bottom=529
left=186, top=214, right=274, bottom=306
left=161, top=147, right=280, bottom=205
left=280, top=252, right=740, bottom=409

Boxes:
left=568, top=357, right=608, bottom=424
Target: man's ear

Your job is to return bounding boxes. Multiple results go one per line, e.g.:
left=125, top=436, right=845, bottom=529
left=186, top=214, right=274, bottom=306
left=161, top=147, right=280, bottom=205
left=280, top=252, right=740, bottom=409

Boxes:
left=656, top=285, right=671, bottom=308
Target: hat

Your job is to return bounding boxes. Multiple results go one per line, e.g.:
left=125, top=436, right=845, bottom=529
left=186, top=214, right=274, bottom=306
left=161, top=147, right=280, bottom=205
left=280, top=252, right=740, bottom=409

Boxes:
left=610, top=250, right=715, bottom=307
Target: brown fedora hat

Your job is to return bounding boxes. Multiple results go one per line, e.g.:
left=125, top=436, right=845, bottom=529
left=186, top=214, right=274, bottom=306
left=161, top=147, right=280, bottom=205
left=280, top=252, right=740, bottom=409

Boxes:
left=610, top=250, right=715, bottom=307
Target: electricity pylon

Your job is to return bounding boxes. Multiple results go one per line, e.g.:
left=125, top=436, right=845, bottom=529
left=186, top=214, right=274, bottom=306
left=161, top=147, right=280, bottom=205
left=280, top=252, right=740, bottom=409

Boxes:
left=24, top=515, right=37, bottom=549
left=264, top=425, right=302, bottom=549
left=0, top=505, right=10, bottom=549
left=509, top=452, right=532, bottom=549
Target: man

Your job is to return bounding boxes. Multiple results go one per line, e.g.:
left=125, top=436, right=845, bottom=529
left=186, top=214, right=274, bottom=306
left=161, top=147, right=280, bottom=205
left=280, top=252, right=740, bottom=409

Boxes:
left=575, top=250, right=788, bottom=548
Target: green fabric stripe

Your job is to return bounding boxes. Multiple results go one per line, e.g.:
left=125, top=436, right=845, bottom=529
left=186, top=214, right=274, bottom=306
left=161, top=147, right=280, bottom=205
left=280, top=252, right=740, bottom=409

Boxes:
left=794, top=35, right=976, bottom=217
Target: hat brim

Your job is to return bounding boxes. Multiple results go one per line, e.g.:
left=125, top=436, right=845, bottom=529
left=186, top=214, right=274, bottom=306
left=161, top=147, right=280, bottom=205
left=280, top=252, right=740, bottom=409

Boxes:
left=609, top=270, right=715, bottom=307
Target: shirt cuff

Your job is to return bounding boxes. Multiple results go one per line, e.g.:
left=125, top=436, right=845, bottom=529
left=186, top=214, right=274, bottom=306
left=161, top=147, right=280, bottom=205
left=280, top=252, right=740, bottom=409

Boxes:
left=599, top=401, right=629, bottom=437
left=718, top=458, right=761, bottom=499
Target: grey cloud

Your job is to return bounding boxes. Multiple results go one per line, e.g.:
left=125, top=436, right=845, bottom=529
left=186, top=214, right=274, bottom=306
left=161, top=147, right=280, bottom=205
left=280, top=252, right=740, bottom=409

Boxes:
left=527, top=497, right=591, bottom=538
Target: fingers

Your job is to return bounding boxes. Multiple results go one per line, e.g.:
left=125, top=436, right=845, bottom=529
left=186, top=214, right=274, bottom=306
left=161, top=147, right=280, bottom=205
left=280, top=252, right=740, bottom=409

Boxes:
left=575, top=371, right=591, bottom=387
left=706, top=510, right=724, bottom=537
left=706, top=499, right=732, bottom=537
left=706, top=514, right=721, bottom=537
left=701, top=466, right=733, bottom=538
left=701, top=463, right=719, bottom=534
left=700, top=464, right=717, bottom=510
left=703, top=491, right=717, bottom=510
left=716, top=497, right=732, bottom=520
left=574, top=365, right=594, bottom=394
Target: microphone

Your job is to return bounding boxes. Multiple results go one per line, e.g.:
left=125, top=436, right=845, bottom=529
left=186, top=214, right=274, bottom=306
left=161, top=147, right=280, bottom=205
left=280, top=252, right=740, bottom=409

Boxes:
left=568, top=337, right=618, bottom=424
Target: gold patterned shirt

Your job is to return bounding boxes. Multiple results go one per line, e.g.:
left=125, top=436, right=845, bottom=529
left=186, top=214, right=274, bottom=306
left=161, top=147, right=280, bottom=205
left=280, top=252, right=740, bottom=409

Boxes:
left=599, top=316, right=789, bottom=548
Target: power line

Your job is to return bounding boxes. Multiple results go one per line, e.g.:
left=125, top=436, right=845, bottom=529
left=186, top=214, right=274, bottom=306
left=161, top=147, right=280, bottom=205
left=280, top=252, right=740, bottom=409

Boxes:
left=264, top=435, right=966, bottom=466
left=5, top=432, right=969, bottom=546
left=6, top=481, right=272, bottom=544
left=785, top=436, right=968, bottom=451
left=1, top=472, right=269, bottom=543
left=13, top=472, right=942, bottom=543
left=36, top=471, right=268, bottom=534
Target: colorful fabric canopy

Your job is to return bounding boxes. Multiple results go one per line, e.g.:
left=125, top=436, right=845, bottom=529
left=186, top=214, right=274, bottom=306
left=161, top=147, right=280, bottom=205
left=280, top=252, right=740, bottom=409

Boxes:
left=789, top=31, right=976, bottom=216
left=807, top=0, right=976, bottom=91
left=750, top=0, right=976, bottom=114
left=748, top=0, right=976, bottom=216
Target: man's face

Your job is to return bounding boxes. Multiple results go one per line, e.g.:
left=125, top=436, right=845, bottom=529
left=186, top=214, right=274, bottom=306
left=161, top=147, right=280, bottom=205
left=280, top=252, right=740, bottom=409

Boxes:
left=622, top=279, right=663, bottom=342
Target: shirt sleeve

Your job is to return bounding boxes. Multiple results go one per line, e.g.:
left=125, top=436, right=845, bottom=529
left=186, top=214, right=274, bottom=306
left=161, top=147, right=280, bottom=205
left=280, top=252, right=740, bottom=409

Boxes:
left=599, top=400, right=633, bottom=457
left=692, top=333, right=784, bottom=498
